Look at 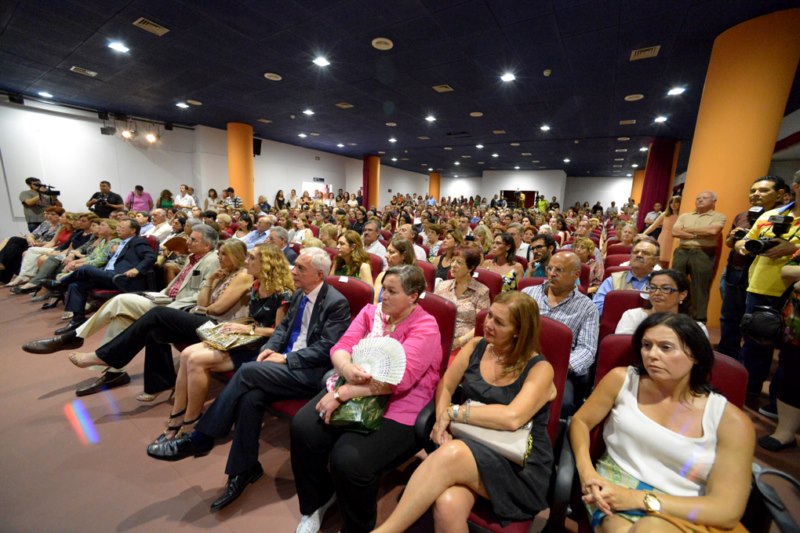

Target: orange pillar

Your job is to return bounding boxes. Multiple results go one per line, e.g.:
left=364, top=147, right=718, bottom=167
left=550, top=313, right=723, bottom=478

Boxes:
left=363, top=155, right=380, bottom=209
left=227, top=123, right=254, bottom=208
left=630, top=170, right=645, bottom=203
left=681, top=8, right=800, bottom=327
left=428, top=171, right=441, bottom=201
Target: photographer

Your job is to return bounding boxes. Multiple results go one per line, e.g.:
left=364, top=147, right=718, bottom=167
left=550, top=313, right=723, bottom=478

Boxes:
left=718, top=176, right=788, bottom=359
left=735, top=170, right=800, bottom=406
left=19, top=177, right=61, bottom=231
left=86, top=180, right=124, bottom=218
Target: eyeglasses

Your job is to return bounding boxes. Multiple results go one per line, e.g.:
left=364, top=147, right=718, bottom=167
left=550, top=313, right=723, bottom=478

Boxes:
left=531, top=244, right=547, bottom=250
left=631, top=250, right=656, bottom=257
left=545, top=265, right=571, bottom=275
left=645, top=285, right=679, bottom=294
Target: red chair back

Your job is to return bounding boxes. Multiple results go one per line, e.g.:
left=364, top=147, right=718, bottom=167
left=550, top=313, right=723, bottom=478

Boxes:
left=514, top=255, right=528, bottom=272
left=599, top=290, right=644, bottom=340
left=473, top=268, right=503, bottom=302
left=605, top=236, right=619, bottom=246
left=289, top=242, right=301, bottom=255
left=309, top=224, right=319, bottom=237
left=607, top=243, right=632, bottom=256
left=604, top=254, right=630, bottom=269
left=324, top=247, right=338, bottom=262
left=417, top=291, right=457, bottom=376
left=579, top=262, right=590, bottom=289
left=367, top=253, right=383, bottom=283
left=602, top=265, right=631, bottom=280
left=518, top=276, right=546, bottom=292
left=417, top=260, right=436, bottom=292
left=325, top=275, right=373, bottom=319
left=380, top=229, right=393, bottom=242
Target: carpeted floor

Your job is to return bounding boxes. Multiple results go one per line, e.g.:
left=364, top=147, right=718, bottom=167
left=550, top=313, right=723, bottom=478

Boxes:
left=0, top=286, right=796, bottom=532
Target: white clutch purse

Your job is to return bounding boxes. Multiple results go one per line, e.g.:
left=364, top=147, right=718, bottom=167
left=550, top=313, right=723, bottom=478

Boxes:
left=449, top=400, right=533, bottom=466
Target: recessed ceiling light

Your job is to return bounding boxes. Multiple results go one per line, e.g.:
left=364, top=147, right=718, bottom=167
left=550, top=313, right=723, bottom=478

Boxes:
left=443, top=146, right=452, bottom=151
left=631, top=164, right=639, bottom=168
left=500, top=72, right=516, bottom=82
left=313, top=56, right=330, bottom=67
left=619, top=119, right=637, bottom=125
left=186, top=99, right=202, bottom=106
left=462, top=155, right=471, bottom=159
left=615, top=148, right=628, bottom=152
left=626, top=173, right=633, bottom=177
left=38, top=91, right=53, bottom=98
left=614, top=157, right=624, bottom=161
left=385, top=122, right=397, bottom=127
left=639, top=146, right=648, bottom=152
left=563, top=158, right=571, bottom=163
left=391, top=157, right=398, bottom=162
left=514, top=166, right=520, bottom=170
left=531, top=160, right=540, bottom=163
left=263, top=72, right=282, bottom=81
left=258, top=118, right=272, bottom=123
left=337, top=143, right=344, bottom=148
left=108, top=42, right=129, bottom=53
left=470, top=111, right=483, bottom=117
left=491, top=153, right=499, bottom=158
left=309, top=132, right=320, bottom=136
left=428, top=167, right=433, bottom=172
left=624, top=93, right=644, bottom=102
left=425, top=115, right=436, bottom=122
left=492, top=130, right=506, bottom=135
left=388, top=137, right=397, bottom=143
left=454, top=161, right=460, bottom=166
left=432, top=84, right=455, bottom=93
left=347, top=142, right=357, bottom=146
left=521, top=152, right=531, bottom=156
left=475, top=144, right=484, bottom=149
left=303, top=109, right=315, bottom=116
left=510, top=142, right=520, bottom=147
left=335, top=102, right=354, bottom=109
left=667, top=87, right=686, bottom=96
left=371, top=37, right=394, bottom=51
left=298, top=133, right=307, bottom=138
left=175, top=102, right=189, bottom=109
left=654, top=116, right=667, bottom=123
left=574, top=140, right=580, bottom=144
left=540, top=125, right=551, bottom=131
left=378, top=150, right=386, bottom=154
left=617, top=136, right=630, bottom=141
left=417, top=136, right=430, bottom=140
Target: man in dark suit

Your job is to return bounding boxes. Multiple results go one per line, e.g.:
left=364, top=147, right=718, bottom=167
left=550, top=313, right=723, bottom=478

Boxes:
left=268, top=226, right=297, bottom=265
left=147, top=247, right=350, bottom=512
left=48, top=218, right=156, bottom=334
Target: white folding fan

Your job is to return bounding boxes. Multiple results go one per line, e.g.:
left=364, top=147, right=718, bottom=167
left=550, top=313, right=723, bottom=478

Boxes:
left=351, top=337, right=407, bottom=385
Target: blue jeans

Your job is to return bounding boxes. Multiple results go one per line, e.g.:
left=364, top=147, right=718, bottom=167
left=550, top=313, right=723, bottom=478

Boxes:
left=717, top=267, right=749, bottom=360
left=741, top=292, right=782, bottom=394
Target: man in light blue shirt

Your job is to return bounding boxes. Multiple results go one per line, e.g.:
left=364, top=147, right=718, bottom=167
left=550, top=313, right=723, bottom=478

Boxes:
left=592, top=239, right=659, bottom=314
left=239, top=215, right=271, bottom=250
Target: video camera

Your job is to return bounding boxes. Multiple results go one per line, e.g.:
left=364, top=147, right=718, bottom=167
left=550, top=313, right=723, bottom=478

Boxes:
left=744, top=214, right=795, bottom=255
left=37, top=184, right=61, bottom=197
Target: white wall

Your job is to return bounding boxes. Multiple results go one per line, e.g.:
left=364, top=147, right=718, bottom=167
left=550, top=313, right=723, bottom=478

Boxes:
left=440, top=170, right=567, bottom=204
left=379, top=165, right=429, bottom=207
left=563, top=176, right=634, bottom=208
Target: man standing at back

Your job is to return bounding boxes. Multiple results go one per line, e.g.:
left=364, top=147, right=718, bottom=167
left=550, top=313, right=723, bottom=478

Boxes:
left=671, top=190, right=726, bottom=322
left=86, top=180, right=124, bottom=219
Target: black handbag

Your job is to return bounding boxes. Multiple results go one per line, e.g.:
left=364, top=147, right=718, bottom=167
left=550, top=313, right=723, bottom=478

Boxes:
left=740, top=286, right=793, bottom=347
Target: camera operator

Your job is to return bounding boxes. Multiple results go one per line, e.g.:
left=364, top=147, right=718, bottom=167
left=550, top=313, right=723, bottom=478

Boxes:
left=718, top=176, right=788, bottom=359
left=86, top=180, right=124, bottom=218
left=735, top=170, right=800, bottom=405
left=19, top=177, right=62, bottom=231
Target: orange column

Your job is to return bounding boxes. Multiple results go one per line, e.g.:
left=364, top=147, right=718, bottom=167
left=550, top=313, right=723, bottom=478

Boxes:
left=227, top=123, right=254, bottom=208
left=630, top=170, right=645, bottom=203
left=365, top=155, right=380, bottom=209
left=428, top=172, right=441, bottom=201
left=680, top=8, right=800, bottom=327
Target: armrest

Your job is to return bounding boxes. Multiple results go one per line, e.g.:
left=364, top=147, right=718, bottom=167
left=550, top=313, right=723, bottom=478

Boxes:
left=544, top=417, right=577, bottom=532
left=414, top=399, right=436, bottom=453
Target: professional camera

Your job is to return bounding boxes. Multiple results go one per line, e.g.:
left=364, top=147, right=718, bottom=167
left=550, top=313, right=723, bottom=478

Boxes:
left=732, top=206, right=765, bottom=240
left=37, top=184, right=61, bottom=196
left=744, top=214, right=795, bottom=254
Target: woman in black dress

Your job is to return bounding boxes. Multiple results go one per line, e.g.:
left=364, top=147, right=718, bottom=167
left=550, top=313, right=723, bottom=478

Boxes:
left=374, top=291, right=556, bottom=531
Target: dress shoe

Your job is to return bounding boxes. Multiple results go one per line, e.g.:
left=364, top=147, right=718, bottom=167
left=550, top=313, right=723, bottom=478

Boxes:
left=22, top=333, right=83, bottom=354
left=210, top=463, right=264, bottom=512
left=54, top=317, right=86, bottom=336
left=147, top=433, right=214, bottom=462
left=10, top=285, right=40, bottom=295
left=41, top=279, right=65, bottom=292
left=75, top=370, right=130, bottom=397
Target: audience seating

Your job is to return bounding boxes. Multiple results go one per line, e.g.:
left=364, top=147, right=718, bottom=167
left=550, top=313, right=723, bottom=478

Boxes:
left=308, top=225, right=319, bottom=237
left=603, top=254, right=630, bottom=269
left=601, top=265, right=630, bottom=280
left=606, top=243, right=632, bottom=256
left=88, top=235, right=159, bottom=303
left=289, top=242, right=301, bottom=256
left=552, top=335, right=749, bottom=533
left=518, top=277, right=546, bottom=292
left=598, top=290, right=644, bottom=340
left=417, top=260, right=436, bottom=292
left=579, top=263, right=590, bottom=289
left=604, top=236, right=619, bottom=246
left=417, top=291, right=457, bottom=377
left=367, top=253, right=383, bottom=283
left=473, top=268, right=503, bottom=302
left=380, top=229, right=393, bottom=242
left=515, top=255, right=528, bottom=272
left=324, top=247, right=337, bottom=262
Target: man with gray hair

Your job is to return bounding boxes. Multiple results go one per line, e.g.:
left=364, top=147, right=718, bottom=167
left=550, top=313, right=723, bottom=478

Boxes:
left=22, top=224, right=221, bottom=396
left=240, top=214, right=272, bottom=250
left=362, top=218, right=387, bottom=268
left=671, top=190, right=727, bottom=322
left=142, top=208, right=172, bottom=243
left=269, top=225, right=297, bottom=265
left=148, top=247, right=351, bottom=513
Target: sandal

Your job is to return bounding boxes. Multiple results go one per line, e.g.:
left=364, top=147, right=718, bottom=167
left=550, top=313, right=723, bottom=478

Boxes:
left=150, top=409, right=187, bottom=446
left=174, top=413, right=203, bottom=439
left=136, top=389, right=175, bottom=403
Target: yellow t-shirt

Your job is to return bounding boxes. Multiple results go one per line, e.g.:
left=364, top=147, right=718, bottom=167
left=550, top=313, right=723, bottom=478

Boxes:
left=745, top=204, right=800, bottom=297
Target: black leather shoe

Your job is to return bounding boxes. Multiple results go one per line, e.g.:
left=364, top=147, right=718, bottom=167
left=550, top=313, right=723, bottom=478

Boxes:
left=22, top=333, right=83, bottom=354
left=147, top=434, right=214, bottom=462
left=210, top=463, right=264, bottom=512
left=55, top=317, right=87, bottom=336
left=41, top=279, right=65, bottom=291
left=10, top=285, right=39, bottom=295
left=75, top=371, right=130, bottom=397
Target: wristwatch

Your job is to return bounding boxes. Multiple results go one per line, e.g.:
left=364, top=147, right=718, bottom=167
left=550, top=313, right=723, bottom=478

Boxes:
left=643, top=492, right=662, bottom=513
left=333, top=390, right=344, bottom=403
left=248, top=325, right=256, bottom=336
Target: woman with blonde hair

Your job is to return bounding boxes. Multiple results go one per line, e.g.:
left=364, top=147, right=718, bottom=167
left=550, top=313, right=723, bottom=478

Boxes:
left=573, top=237, right=603, bottom=293
left=472, top=224, right=493, bottom=255
left=318, top=224, right=339, bottom=248
left=330, top=230, right=372, bottom=284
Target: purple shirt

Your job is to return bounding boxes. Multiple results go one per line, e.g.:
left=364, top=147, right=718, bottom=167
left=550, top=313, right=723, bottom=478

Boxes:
left=331, top=304, right=442, bottom=426
left=126, top=191, right=153, bottom=211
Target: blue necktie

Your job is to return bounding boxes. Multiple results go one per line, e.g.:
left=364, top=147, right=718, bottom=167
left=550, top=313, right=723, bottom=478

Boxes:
left=287, top=296, right=309, bottom=351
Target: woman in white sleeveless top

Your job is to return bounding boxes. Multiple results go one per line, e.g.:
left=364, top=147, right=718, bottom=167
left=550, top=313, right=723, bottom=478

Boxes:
left=570, top=313, right=753, bottom=532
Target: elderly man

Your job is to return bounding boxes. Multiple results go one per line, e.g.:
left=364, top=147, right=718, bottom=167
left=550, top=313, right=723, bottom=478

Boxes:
left=592, top=238, right=660, bottom=314
left=671, top=190, right=727, bottom=322
left=522, top=251, right=599, bottom=415
left=147, top=248, right=350, bottom=513
left=362, top=219, right=387, bottom=264
left=142, top=208, right=172, bottom=243
left=268, top=226, right=297, bottom=265
left=506, top=222, right=529, bottom=260
left=240, top=215, right=272, bottom=249
left=23, top=224, right=220, bottom=394
left=397, top=223, right=427, bottom=261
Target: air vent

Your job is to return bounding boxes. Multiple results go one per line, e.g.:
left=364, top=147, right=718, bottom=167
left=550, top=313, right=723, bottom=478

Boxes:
left=335, top=102, right=354, bottom=109
left=629, top=45, right=660, bottom=61
left=432, top=84, right=455, bottom=93
left=615, top=148, right=628, bottom=153
left=133, top=17, right=170, bottom=36
left=70, top=66, right=98, bottom=78
left=619, top=119, right=637, bottom=125
left=446, top=131, right=470, bottom=138
left=492, top=129, right=506, bottom=135
left=417, top=136, right=430, bottom=140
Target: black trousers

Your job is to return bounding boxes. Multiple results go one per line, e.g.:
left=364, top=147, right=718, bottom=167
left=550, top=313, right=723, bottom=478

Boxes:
left=290, top=391, right=418, bottom=533
left=195, top=360, right=326, bottom=475
left=95, top=306, right=206, bottom=393
left=0, top=237, right=28, bottom=282
left=63, top=266, right=118, bottom=316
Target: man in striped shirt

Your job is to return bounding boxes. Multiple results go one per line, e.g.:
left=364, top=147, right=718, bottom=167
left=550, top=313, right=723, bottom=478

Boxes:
left=522, top=251, right=599, bottom=416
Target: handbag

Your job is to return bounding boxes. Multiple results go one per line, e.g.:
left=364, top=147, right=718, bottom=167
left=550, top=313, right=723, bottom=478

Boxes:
left=329, top=376, right=389, bottom=434
left=195, top=320, right=265, bottom=351
left=449, top=400, right=533, bottom=466
left=740, top=286, right=794, bottom=347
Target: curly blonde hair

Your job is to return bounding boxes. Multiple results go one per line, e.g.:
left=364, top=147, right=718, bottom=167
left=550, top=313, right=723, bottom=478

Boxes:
left=253, top=244, right=295, bottom=295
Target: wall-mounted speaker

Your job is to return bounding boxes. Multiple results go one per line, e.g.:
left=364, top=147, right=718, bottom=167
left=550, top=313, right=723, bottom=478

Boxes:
left=9, top=94, right=24, bottom=105
left=100, top=126, right=117, bottom=135
left=253, top=138, right=262, bottom=156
